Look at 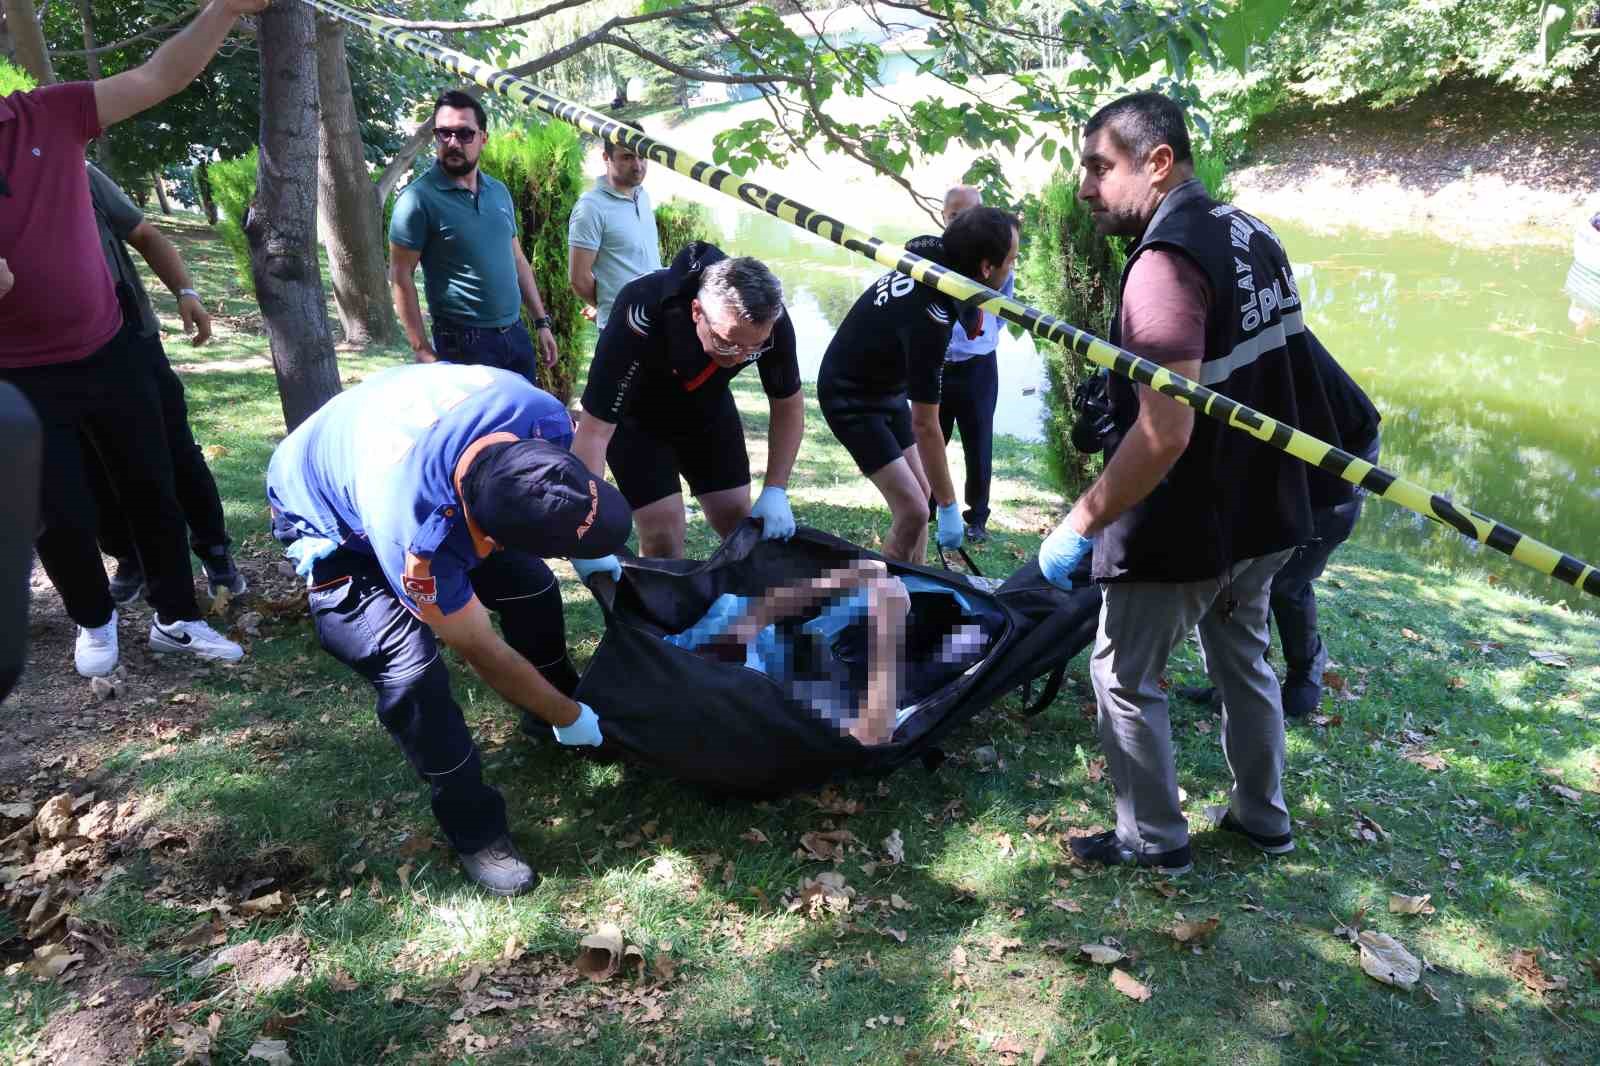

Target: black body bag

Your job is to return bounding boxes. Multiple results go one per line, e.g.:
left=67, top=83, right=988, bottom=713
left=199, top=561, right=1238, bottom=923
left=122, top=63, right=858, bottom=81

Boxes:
left=573, top=522, right=1101, bottom=796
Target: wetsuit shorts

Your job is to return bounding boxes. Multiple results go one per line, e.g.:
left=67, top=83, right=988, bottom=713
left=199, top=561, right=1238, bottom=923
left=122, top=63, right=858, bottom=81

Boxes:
left=819, top=386, right=914, bottom=479
left=606, top=388, right=751, bottom=508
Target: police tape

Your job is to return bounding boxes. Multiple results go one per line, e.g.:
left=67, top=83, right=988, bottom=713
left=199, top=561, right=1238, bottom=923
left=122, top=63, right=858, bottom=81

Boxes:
left=296, top=0, right=1599, bottom=600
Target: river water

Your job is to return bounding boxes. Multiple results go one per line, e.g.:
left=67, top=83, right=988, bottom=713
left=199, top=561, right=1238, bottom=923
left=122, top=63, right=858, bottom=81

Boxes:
left=666, top=186, right=1599, bottom=611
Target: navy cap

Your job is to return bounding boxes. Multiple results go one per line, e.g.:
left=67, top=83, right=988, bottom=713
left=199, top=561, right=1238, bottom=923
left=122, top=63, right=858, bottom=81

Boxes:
left=905, top=234, right=985, bottom=338
left=461, top=440, right=632, bottom=559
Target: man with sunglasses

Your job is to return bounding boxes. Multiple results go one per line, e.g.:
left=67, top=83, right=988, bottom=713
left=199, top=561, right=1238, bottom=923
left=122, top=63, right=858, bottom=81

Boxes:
left=389, top=91, right=560, bottom=383
left=569, top=242, right=805, bottom=566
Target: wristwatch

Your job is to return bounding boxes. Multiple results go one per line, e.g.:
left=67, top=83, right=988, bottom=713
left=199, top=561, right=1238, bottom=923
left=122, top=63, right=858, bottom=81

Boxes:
left=531, top=314, right=553, bottom=331
left=177, top=287, right=202, bottom=303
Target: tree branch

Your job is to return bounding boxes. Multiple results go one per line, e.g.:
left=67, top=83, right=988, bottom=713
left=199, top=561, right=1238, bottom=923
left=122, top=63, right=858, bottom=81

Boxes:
left=50, top=3, right=200, bottom=58
left=598, top=31, right=797, bottom=85
left=378, top=0, right=737, bottom=33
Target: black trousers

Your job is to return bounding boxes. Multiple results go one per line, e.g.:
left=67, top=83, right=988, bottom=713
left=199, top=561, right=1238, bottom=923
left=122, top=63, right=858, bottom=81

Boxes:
left=937, top=352, right=998, bottom=527
left=1268, top=433, right=1381, bottom=679
left=0, top=328, right=199, bottom=627
left=84, top=331, right=230, bottom=563
left=303, top=544, right=578, bottom=853
left=1, top=383, right=41, bottom=703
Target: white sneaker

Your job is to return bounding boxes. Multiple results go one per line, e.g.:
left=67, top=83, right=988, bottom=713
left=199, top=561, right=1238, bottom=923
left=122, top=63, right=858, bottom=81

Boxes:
left=149, top=617, right=244, bottom=662
left=75, top=610, right=120, bottom=678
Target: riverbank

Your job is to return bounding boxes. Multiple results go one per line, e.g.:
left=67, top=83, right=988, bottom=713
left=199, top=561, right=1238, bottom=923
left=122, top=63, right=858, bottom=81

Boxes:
left=1230, top=63, right=1600, bottom=248
left=2, top=219, right=1598, bottom=1065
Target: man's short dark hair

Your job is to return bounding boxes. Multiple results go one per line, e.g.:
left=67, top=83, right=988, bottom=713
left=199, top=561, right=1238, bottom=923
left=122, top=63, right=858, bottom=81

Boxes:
left=603, top=118, right=645, bottom=158
left=698, top=257, right=785, bottom=324
left=941, top=206, right=1019, bottom=280
left=1084, top=92, right=1193, bottom=167
left=434, top=90, right=487, bottom=131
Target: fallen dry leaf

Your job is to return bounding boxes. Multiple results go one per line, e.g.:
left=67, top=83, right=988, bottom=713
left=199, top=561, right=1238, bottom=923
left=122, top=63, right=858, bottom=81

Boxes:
left=1402, top=749, right=1448, bottom=772
left=1547, top=783, right=1584, bottom=803
left=988, top=936, right=1023, bottom=961
left=1051, top=897, right=1082, bottom=913
left=575, top=923, right=625, bottom=982
left=1110, top=968, right=1151, bottom=1001
left=246, top=1037, right=293, bottom=1065
left=34, top=792, right=77, bottom=841
left=1357, top=930, right=1421, bottom=990
left=240, top=891, right=288, bottom=917
left=25, top=942, right=84, bottom=980
left=1528, top=650, right=1571, bottom=669
left=882, top=927, right=907, bottom=943
left=889, top=893, right=915, bottom=911
left=740, top=828, right=769, bottom=845
left=1389, top=893, right=1435, bottom=916
left=396, top=863, right=414, bottom=891
left=799, top=829, right=857, bottom=863
left=882, top=829, right=905, bottom=865
left=1401, top=627, right=1423, bottom=642
left=1509, top=948, right=1568, bottom=995
left=1079, top=943, right=1123, bottom=965
left=995, top=832, right=1014, bottom=858
left=1170, top=917, right=1220, bottom=944
left=1086, top=757, right=1106, bottom=783
left=1350, top=813, right=1388, bottom=844
left=209, top=585, right=233, bottom=616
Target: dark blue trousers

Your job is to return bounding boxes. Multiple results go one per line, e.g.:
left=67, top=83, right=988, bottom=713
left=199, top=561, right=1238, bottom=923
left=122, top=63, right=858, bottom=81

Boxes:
left=302, top=544, right=578, bottom=852
left=432, top=318, right=540, bottom=386
left=938, top=352, right=999, bottom=527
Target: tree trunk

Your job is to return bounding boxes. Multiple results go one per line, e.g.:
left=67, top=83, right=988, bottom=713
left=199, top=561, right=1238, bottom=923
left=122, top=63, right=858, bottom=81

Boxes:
left=250, top=0, right=340, bottom=431
left=77, top=0, right=99, bottom=80
left=195, top=159, right=219, bottom=226
left=152, top=171, right=171, bottom=215
left=315, top=16, right=397, bottom=350
left=3, top=0, right=55, bottom=84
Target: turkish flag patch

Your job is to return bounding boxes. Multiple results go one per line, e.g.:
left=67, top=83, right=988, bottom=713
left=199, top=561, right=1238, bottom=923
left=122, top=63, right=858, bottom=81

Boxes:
left=403, top=574, right=438, bottom=604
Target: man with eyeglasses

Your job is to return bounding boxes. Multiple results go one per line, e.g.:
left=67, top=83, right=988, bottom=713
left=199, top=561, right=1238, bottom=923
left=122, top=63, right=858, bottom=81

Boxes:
left=389, top=91, right=560, bottom=383
left=568, top=242, right=805, bottom=566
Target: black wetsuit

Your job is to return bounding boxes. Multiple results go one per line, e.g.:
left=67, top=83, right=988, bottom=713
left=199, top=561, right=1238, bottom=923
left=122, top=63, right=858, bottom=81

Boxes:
left=580, top=242, right=801, bottom=508
left=817, top=243, right=973, bottom=476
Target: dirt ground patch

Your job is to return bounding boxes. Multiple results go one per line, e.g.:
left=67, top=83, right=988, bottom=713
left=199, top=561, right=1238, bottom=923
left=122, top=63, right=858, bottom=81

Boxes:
left=26, top=973, right=168, bottom=1066
left=1232, top=62, right=1600, bottom=246
left=191, top=932, right=311, bottom=995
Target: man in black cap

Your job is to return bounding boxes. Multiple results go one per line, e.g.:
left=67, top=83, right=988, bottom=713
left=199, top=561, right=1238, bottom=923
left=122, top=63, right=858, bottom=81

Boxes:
left=266, top=363, right=631, bottom=895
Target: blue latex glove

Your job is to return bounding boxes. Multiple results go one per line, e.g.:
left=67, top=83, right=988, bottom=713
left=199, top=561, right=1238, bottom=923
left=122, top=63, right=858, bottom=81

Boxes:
left=553, top=702, right=604, bottom=747
left=750, top=485, right=796, bottom=540
left=935, top=501, right=964, bottom=550
left=1039, top=521, right=1094, bottom=590
left=571, top=554, right=621, bottom=584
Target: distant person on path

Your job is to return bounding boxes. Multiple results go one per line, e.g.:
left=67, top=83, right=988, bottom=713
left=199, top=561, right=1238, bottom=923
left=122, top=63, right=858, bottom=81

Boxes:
left=570, top=243, right=805, bottom=562
left=0, top=0, right=262, bottom=678
left=817, top=211, right=1019, bottom=563
left=267, top=363, right=631, bottom=895
left=83, top=163, right=247, bottom=607
left=568, top=120, right=661, bottom=330
left=389, top=91, right=560, bottom=384
left=1038, top=92, right=1351, bottom=875
left=937, top=184, right=1015, bottom=544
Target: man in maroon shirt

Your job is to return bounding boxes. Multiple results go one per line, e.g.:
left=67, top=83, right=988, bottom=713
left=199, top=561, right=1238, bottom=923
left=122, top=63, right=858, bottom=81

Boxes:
left=0, top=0, right=267, bottom=680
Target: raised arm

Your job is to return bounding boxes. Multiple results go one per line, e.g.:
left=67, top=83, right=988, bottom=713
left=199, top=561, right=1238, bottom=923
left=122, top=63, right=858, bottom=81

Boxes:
left=94, top=1, right=269, bottom=129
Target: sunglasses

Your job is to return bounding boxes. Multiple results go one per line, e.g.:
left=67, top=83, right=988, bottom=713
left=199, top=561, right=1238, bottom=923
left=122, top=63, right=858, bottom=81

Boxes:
left=434, top=127, right=480, bottom=145
left=702, top=319, right=775, bottom=360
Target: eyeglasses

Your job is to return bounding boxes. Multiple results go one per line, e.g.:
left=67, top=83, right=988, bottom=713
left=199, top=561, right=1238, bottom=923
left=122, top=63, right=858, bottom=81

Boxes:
left=702, top=319, right=775, bottom=360
left=434, top=127, right=480, bottom=145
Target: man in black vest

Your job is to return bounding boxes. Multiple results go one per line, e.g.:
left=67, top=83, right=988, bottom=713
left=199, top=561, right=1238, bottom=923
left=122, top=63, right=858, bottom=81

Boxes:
left=1039, top=93, right=1350, bottom=875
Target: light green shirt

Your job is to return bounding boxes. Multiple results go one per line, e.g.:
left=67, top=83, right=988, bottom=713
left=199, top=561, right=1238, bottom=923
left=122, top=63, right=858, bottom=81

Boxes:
left=567, top=176, right=660, bottom=328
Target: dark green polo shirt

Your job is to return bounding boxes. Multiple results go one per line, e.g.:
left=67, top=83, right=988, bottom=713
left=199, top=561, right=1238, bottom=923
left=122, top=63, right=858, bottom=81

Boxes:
left=389, top=163, right=522, bottom=328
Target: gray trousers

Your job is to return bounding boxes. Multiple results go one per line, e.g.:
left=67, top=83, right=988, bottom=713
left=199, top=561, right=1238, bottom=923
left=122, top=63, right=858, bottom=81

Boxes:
left=1089, top=550, right=1294, bottom=855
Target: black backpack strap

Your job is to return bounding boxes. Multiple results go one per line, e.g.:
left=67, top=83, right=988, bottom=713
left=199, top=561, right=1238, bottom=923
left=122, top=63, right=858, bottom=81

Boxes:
left=1019, top=663, right=1068, bottom=717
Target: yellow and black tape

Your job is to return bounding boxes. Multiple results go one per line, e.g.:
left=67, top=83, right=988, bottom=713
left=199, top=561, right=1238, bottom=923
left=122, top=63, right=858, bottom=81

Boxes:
left=296, top=0, right=1599, bottom=600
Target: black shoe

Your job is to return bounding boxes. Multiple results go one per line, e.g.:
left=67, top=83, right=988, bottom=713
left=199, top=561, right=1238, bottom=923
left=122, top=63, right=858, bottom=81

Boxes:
left=108, top=556, right=145, bottom=605
left=964, top=522, right=989, bottom=544
left=201, top=548, right=247, bottom=597
left=520, top=710, right=547, bottom=741
left=1280, top=675, right=1321, bottom=719
left=459, top=835, right=538, bottom=896
left=1175, top=684, right=1218, bottom=706
left=1069, top=830, right=1193, bottom=875
left=1206, top=805, right=1294, bottom=855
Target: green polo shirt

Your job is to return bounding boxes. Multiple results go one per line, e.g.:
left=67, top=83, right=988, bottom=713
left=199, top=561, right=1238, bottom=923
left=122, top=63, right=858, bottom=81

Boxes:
left=389, top=163, right=522, bottom=328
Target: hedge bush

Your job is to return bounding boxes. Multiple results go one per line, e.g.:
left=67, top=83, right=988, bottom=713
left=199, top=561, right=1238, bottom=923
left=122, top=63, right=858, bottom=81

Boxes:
left=479, top=120, right=586, bottom=403
left=0, top=59, right=36, bottom=95
left=655, top=197, right=717, bottom=262
left=209, top=149, right=259, bottom=294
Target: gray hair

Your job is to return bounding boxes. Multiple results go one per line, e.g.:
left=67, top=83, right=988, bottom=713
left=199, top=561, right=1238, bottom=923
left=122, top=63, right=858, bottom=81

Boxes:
left=697, top=257, right=785, bottom=324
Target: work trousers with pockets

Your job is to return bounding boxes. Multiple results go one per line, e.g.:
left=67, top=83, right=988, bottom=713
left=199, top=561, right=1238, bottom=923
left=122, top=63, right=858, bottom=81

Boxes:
left=303, top=544, right=578, bottom=854
left=0, top=327, right=200, bottom=627
left=84, top=331, right=230, bottom=563
left=432, top=318, right=540, bottom=386
left=1089, top=549, right=1295, bottom=856
left=937, top=352, right=998, bottom=528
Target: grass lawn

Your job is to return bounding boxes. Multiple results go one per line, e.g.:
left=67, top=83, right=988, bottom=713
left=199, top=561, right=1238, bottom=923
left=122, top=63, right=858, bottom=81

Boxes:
left=2, top=215, right=1597, bottom=1065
